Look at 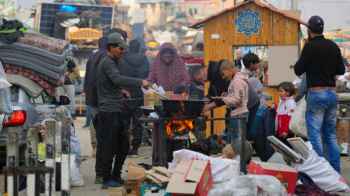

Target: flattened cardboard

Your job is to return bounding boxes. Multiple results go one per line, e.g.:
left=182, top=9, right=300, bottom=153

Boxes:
left=186, top=161, right=208, bottom=182
left=166, top=159, right=213, bottom=196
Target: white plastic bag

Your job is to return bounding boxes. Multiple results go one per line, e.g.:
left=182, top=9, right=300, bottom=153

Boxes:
left=70, top=154, right=84, bottom=187
left=293, top=142, right=350, bottom=192
left=254, top=175, right=288, bottom=196
left=69, top=125, right=84, bottom=187
left=169, top=149, right=240, bottom=183
left=208, top=175, right=287, bottom=196
left=289, top=98, right=307, bottom=138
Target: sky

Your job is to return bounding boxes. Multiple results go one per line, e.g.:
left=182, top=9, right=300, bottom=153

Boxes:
left=15, top=0, right=350, bottom=30
left=267, top=0, right=350, bottom=30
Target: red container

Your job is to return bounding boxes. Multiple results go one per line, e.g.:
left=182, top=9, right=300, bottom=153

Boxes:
left=247, top=161, right=298, bottom=194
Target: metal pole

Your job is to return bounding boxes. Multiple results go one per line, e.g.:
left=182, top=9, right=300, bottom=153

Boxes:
left=61, top=117, right=71, bottom=196
left=55, top=106, right=71, bottom=196
left=237, top=116, right=247, bottom=174
left=45, top=120, right=56, bottom=196
left=6, top=127, right=19, bottom=196
left=26, top=127, right=40, bottom=196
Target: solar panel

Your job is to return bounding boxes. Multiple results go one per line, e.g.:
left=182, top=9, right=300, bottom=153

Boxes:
left=39, top=3, right=113, bottom=38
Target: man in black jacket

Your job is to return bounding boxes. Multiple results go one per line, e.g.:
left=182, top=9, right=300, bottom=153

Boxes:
left=294, top=16, right=345, bottom=172
left=96, top=33, right=150, bottom=188
left=119, top=39, right=150, bottom=156
left=84, top=37, right=108, bottom=183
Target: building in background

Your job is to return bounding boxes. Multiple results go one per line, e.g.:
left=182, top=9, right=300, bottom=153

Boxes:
left=0, top=0, right=17, bottom=18
left=136, top=0, right=176, bottom=28
left=177, top=0, right=215, bottom=19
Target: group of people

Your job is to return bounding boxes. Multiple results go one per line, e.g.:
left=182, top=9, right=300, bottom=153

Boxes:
left=83, top=27, right=204, bottom=188
left=83, top=14, right=346, bottom=189
left=206, top=15, right=345, bottom=174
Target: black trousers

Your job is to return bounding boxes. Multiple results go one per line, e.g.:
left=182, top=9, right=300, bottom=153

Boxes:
left=93, top=113, right=103, bottom=178
left=127, top=108, right=144, bottom=151
left=97, top=111, right=130, bottom=181
left=247, top=102, right=260, bottom=140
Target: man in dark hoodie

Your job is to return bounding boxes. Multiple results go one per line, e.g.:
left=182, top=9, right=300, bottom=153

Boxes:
left=119, top=39, right=150, bottom=156
left=84, top=36, right=108, bottom=184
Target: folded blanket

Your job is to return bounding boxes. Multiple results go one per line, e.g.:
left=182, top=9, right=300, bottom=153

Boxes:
left=18, top=32, right=69, bottom=54
left=3, top=57, right=64, bottom=80
left=5, top=65, right=62, bottom=96
left=0, top=42, right=66, bottom=65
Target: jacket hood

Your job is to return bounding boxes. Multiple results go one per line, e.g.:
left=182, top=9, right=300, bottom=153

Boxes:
left=123, top=52, right=146, bottom=68
left=98, top=37, right=108, bottom=50
left=129, top=39, right=141, bottom=53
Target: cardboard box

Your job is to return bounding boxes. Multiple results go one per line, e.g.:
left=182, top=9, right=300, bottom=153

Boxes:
left=108, top=187, right=127, bottom=196
left=166, top=160, right=213, bottom=196
left=247, top=161, right=298, bottom=194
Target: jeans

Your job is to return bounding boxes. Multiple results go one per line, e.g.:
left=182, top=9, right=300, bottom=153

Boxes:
left=306, top=89, right=340, bottom=172
left=225, top=114, right=248, bottom=153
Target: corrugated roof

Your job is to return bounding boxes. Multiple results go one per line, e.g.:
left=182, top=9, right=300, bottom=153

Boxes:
left=190, top=0, right=306, bottom=29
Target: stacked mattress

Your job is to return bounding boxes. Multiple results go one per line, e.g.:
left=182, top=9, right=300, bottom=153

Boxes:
left=0, top=32, right=70, bottom=95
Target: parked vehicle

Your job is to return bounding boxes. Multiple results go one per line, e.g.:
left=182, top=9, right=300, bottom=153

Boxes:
left=0, top=74, right=55, bottom=169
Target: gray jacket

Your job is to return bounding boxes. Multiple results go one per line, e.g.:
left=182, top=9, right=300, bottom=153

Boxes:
left=96, top=55, right=142, bottom=112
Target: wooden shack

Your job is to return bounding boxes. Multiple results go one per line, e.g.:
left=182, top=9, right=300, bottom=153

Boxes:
left=190, top=0, right=305, bottom=135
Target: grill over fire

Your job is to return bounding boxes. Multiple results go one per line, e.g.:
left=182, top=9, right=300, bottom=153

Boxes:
left=165, top=119, right=194, bottom=138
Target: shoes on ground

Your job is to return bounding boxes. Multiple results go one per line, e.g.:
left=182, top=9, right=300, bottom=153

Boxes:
left=95, top=176, right=103, bottom=184
left=101, top=179, right=122, bottom=189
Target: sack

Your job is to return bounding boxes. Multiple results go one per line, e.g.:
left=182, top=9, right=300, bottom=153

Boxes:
left=70, top=154, right=84, bottom=186
left=0, top=88, right=12, bottom=114
left=289, top=98, right=307, bottom=138
left=208, top=175, right=287, bottom=196
left=293, top=143, right=350, bottom=192
left=296, top=172, right=338, bottom=196
left=169, top=149, right=240, bottom=183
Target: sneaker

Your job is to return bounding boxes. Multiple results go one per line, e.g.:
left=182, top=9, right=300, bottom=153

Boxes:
left=111, top=176, right=125, bottom=185
left=101, top=179, right=122, bottom=189
left=95, top=176, right=103, bottom=184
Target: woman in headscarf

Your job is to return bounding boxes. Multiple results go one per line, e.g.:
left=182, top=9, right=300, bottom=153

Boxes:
left=148, top=43, right=190, bottom=166
left=148, top=43, right=190, bottom=91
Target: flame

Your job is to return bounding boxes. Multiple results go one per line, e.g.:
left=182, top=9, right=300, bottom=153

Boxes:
left=165, top=119, right=194, bottom=137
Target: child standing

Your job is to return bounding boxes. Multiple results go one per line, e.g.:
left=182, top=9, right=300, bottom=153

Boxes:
left=276, top=82, right=296, bottom=140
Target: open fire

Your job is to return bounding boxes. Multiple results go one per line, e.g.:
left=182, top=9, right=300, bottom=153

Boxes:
left=165, top=119, right=194, bottom=138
